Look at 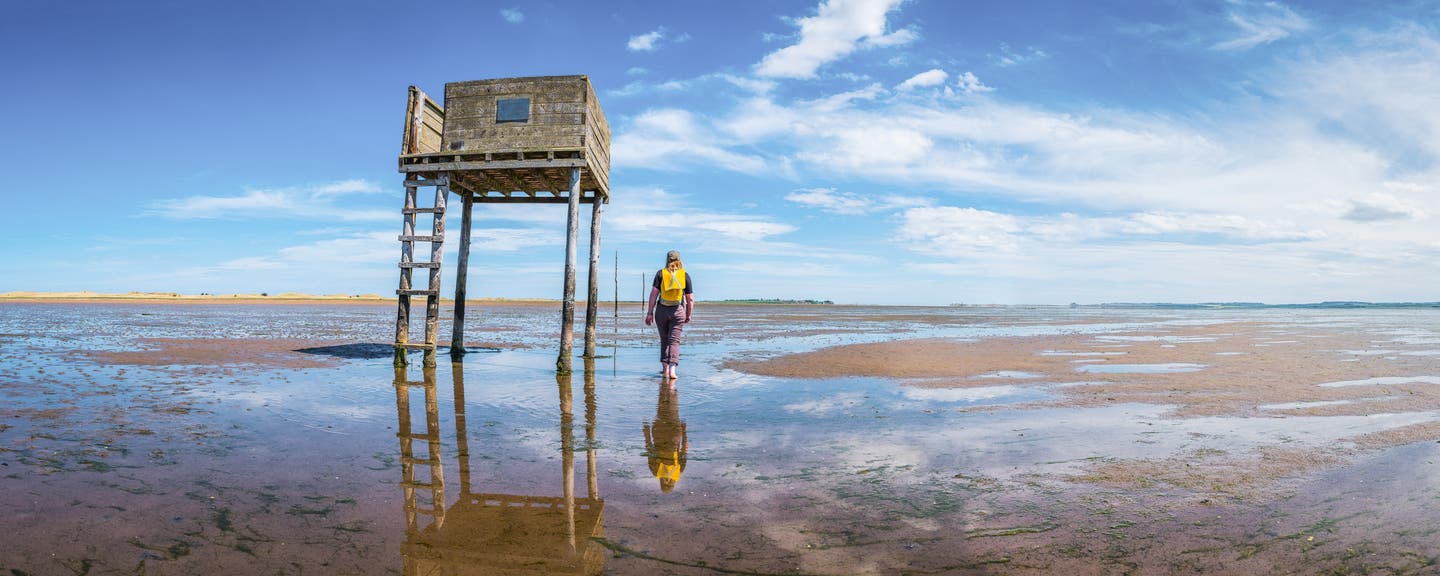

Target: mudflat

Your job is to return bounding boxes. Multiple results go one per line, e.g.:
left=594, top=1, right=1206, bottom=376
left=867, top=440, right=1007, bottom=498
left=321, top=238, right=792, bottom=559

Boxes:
left=2, top=302, right=1437, bottom=574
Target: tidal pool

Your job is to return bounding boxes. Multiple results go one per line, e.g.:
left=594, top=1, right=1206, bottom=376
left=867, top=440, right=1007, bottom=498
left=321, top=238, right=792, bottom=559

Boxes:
left=1, top=302, right=1438, bottom=574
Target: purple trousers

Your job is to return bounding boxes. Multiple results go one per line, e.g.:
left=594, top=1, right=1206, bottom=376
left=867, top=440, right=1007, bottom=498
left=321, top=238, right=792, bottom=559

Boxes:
left=655, top=304, right=685, bottom=366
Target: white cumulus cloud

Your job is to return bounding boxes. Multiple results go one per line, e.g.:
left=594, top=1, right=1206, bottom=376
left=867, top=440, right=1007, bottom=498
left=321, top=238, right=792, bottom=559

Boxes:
left=756, top=0, right=913, bottom=79
left=896, top=68, right=947, bottom=90
left=628, top=29, right=665, bottom=52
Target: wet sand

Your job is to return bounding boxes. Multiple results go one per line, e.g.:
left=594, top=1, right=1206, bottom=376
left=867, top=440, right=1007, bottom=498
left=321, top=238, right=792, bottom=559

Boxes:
left=728, top=320, right=1440, bottom=495
left=3, top=303, right=1438, bottom=574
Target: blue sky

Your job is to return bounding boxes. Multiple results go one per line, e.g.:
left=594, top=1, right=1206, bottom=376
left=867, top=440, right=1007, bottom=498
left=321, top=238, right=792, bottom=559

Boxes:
left=2, top=0, right=1437, bottom=305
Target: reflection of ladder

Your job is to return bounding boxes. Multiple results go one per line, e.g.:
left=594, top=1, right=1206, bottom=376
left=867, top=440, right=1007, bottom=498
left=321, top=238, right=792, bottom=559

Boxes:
left=395, top=175, right=449, bottom=353
left=394, top=361, right=446, bottom=534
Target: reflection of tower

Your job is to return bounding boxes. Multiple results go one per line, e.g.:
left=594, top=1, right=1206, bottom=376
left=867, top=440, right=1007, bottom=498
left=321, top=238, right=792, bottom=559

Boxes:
left=394, top=352, right=605, bottom=574
left=394, top=359, right=445, bottom=536
left=643, top=382, right=688, bottom=493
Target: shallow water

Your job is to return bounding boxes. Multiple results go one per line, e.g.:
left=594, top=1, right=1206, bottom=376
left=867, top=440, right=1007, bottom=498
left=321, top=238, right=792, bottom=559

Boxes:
left=2, top=303, right=1439, bottom=574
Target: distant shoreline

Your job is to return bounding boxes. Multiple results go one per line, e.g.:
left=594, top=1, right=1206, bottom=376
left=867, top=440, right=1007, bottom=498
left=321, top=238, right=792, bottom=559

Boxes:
left=4, top=292, right=1436, bottom=309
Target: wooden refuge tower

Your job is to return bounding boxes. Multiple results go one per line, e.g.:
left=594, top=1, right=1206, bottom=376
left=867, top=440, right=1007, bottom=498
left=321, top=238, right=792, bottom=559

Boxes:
left=394, top=75, right=610, bottom=372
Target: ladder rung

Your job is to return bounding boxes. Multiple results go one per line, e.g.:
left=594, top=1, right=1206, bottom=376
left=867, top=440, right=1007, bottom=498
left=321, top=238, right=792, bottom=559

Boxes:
left=401, top=481, right=438, bottom=489
left=396, top=289, right=439, bottom=296
left=401, top=456, right=439, bottom=465
left=399, top=262, right=441, bottom=269
left=404, top=178, right=449, bottom=188
left=397, top=432, right=439, bottom=440
left=394, top=342, right=436, bottom=350
left=402, top=207, right=444, bottom=214
left=398, top=380, right=431, bottom=387
left=398, top=235, right=444, bottom=242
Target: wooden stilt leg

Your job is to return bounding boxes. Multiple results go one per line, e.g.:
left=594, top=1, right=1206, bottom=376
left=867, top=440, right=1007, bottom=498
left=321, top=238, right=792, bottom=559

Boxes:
left=583, top=196, right=603, bottom=359
left=557, top=168, right=581, bottom=374
left=451, top=193, right=473, bottom=358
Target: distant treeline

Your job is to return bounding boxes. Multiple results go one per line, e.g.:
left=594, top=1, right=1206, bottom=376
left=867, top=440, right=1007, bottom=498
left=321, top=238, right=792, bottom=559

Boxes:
left=717, top=298, right=835, bottom=305
left=1091, top=301, right=1440, bottom=309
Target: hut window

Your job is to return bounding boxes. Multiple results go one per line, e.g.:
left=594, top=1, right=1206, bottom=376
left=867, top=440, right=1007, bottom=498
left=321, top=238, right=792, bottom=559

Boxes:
left=496, top=97, right=530, bottom=123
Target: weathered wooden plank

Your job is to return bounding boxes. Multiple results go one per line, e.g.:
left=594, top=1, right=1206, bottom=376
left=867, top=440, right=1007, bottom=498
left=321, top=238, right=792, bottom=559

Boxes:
left=402, top=86, right=445, bottom=156
left=400, top=158, right=589, bottom=173
left=398, top=235, right=445, bottom=242
left=399, top=262, right=441, bottom=268
left=443, top=113, right=586, bottom=132
left=446, top=77, right=587, bottom=99
left=397, top=289, right=439, bottom=296
left=443, top=102, right=586, bottom=119
left=468, top=195, right=601, bottom=204
left=557, top=167, right=581, bottom=374
left=443, top=131, right=586, bottom=152
left=401, top=207, right=444, bottom=214
left=404, top=176, right=449, bottom=187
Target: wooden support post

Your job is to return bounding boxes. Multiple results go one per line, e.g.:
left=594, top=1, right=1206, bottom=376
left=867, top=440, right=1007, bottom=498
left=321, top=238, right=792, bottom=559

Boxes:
left=424, top=179, right=448, bottom=347
left=557, top=168, right=581, bottom=373
left=583, top=195, right=603, bottom=359
left=450, top=193, right=473, bottom=357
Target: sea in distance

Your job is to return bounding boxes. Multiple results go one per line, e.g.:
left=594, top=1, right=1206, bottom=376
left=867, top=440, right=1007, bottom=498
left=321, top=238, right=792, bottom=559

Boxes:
left=1, top=300, right=1438, bottom=574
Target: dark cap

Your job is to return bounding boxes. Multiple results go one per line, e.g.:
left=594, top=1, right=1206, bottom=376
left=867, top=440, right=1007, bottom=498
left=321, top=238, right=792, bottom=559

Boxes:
left=666, top=250, right=681, bottom=262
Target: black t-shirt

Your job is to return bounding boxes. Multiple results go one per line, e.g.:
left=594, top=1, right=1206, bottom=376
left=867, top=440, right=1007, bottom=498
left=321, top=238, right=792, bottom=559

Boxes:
left=652, top=270, right=694, bottom=296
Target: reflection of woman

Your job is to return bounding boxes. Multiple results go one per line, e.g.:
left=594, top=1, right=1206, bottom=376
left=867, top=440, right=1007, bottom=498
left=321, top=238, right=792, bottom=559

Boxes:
left=643, top=382, right=689, bottom=493
left=644, top=250, right=693, bottom=379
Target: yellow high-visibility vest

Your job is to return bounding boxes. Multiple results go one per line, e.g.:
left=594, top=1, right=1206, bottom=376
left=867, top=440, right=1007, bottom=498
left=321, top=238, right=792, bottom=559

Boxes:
left=660, top=268, right=687, bottom=302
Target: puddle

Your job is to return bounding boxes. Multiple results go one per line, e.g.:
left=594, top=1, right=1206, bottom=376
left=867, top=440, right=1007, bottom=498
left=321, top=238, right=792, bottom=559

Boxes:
left=1259, top=399, right=1360, bottom=411
left=1075, top=362, right=1208, bottom=374
left=975, top=370, right=1044, bottom=379
left=1317, top=375, right=1440, bottom=388
left=901, top=385, right=1051, bottom=405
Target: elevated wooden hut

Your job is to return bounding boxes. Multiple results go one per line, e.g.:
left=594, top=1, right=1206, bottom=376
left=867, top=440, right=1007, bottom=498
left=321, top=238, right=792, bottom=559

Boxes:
left=394, top=75, right=609, bottom=373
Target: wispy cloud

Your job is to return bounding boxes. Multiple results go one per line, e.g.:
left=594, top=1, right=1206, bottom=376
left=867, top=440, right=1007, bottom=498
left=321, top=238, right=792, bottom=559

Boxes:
left=895, top=68, right=946, bottom=91
left=606, top=187, right=796, bottom=242
left=990, top=43, right=1049, bottom=67
left=955, top=71, right=993, bottom=95
left=499, top=8, right=524, bottom=24
left=1342, top=193, right=1427, bottom=222
left=755, top=0, right=912, bottom=79
left=149, top=179, right=391, bottom=221
left=785, top=187, right=927, bottom=215
left=628, top=28, right=666, bottom=52
left=1213, top=0, right=1310, bottom=51
left=612, top=109, right=770, bottom=174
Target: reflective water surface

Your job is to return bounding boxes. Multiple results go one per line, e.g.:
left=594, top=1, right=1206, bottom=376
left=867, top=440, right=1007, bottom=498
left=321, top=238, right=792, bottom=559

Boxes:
left=1, top=303, right=1438, bottom=574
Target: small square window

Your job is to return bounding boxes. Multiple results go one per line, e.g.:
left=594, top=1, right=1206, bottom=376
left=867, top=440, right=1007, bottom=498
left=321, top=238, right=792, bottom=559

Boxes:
left=496, top=97, right=530, bottom=123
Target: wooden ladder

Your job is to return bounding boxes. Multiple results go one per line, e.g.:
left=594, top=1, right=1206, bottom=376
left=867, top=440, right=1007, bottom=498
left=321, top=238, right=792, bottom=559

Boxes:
left=395, top=175, right=449, bottom=356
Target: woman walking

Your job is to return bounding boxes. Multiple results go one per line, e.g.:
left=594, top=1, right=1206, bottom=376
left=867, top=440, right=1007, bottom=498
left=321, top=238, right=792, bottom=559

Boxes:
left=645, top=250, right=693, bottom=379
